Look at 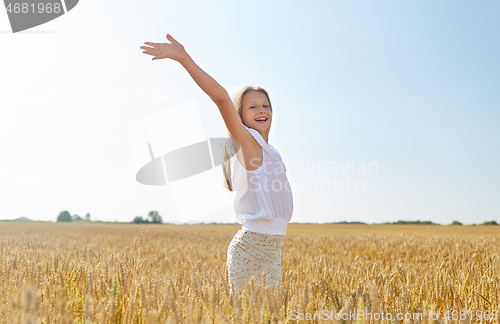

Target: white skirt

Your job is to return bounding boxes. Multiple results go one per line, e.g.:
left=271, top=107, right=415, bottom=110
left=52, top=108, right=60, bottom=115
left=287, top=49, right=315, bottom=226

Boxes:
left=226, top=228, right=285, bottom=293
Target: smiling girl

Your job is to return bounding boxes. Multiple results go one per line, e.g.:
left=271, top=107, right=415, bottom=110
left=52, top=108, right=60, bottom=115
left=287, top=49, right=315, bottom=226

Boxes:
left=140, top=34, right=294, bottom=296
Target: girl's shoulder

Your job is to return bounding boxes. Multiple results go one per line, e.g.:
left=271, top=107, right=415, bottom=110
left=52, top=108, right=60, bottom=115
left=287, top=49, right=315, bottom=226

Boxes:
left=243, top=125, right=265, bottom=146
left=243, top=125, right=284, bottom=163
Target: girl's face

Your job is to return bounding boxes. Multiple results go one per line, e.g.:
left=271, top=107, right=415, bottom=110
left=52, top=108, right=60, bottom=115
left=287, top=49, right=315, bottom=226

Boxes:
left=241, top=91, right=272, bottom=133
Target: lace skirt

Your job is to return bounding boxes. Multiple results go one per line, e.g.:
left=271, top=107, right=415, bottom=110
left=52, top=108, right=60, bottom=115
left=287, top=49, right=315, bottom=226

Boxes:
left=226, top=228, right=285, bottom=293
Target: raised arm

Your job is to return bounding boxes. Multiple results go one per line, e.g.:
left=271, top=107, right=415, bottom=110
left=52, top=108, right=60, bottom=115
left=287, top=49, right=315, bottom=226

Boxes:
left=140, top=34, right=253, bottom=146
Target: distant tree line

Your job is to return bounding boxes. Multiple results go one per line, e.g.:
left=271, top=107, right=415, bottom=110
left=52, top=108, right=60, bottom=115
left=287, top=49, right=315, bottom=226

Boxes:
left=382, top=220, right=436, bottom=225
left=132, top=211, right=163, bottom=224
left=440, top=220, right=498, bottom=225
left=56, top=211, right=91, bottom=222
left=319, top=221, right=367, bottom=225
left=54, top=212, right=497, bottom=226
left=296, top=220, right=498, bottom=225
left=382, top=220, right=498, bottom=225
left=55, top=210, right=164, bottom=224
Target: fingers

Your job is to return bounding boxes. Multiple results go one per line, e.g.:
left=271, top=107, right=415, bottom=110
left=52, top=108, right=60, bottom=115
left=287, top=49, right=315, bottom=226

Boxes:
left=140, top=43, right=160, bottom=56
left=140, top=38, right=171, bottom=60
left=166, top=34, right=176, bottom=43
left=141, top=48, right=155, bottom=55
left=140, top=46, right=157, bottom=51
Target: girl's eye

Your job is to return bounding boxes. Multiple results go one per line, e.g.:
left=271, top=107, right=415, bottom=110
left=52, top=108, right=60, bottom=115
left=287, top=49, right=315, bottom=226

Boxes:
left=264, top=105, right=269, bottom=108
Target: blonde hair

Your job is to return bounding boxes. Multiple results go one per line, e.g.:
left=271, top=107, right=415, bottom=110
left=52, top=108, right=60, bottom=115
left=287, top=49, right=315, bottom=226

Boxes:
left=221, top=86, right=273, bottom=191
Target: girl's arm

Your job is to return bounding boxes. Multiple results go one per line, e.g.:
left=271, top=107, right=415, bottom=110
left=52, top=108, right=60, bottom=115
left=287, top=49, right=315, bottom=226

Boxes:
left=178, top=53, right=228, bottom=105
left=140, top=34, right=253, bottom=145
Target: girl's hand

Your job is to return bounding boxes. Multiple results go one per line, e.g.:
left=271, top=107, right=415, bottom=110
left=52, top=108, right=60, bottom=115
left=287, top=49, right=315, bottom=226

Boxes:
left=140, top=34, right=188, bottom=62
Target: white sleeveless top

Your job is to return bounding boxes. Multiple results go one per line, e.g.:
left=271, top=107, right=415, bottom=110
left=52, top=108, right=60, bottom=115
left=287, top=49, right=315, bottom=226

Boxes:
left=229, top=125, right=293, bottom=235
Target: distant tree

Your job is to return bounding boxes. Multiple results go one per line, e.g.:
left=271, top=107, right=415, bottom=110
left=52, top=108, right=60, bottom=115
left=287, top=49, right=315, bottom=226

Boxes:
left=72, top=215, right=82, bottom=221
left=482, top=220, right=498, bottom=225
left=394, top=220, right=435, bottom=225
left=57, top=211, right=72, bottom=222
left=133, top=216, right=150, bottom=224
left=85, top=213, right=91, bottom=221
left=334, top=221, right=366, bottom=224
left=451, top=220, right=463, bottom=225
left=148, top=211, right=163, bottom=224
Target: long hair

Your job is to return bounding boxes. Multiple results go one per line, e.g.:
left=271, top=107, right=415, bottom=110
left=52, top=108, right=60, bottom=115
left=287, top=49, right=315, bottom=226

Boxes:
left=221, top=86, right=273, bottom=191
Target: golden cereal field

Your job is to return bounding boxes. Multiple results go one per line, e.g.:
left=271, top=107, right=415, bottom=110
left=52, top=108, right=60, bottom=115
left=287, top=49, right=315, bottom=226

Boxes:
left=0, top=222, right=499, bottom=324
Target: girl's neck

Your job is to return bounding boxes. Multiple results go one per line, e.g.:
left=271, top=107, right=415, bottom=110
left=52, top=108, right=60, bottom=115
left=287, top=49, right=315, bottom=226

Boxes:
left=260, top=131, right=269, bottom=144
left=245, top=125, right=269, bottom=144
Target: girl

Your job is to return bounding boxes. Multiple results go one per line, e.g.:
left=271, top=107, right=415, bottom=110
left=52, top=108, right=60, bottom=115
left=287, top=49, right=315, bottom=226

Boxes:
left=140, top=34, right=294, bottom=295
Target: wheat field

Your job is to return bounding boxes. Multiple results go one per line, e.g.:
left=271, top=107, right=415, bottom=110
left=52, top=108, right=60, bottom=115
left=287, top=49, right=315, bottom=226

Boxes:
left=0, top=222, right=499, bottom=323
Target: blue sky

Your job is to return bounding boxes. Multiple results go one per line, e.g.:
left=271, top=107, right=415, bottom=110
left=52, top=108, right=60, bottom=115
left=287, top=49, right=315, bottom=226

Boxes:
left=0, top=0, right=498, bottom=224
